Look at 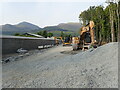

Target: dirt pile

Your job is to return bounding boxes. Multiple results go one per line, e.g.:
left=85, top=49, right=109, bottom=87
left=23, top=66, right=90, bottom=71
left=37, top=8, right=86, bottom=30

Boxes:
left=2, top=42, right=118, bottom=88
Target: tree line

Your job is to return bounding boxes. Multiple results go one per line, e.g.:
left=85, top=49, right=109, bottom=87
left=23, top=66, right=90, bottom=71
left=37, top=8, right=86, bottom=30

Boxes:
left=14, top=30, right=74, bottom=39
left=60, top=31, right=72, bottom=38
left=14, top=31, right=53, bottom=38
left=79, top=1, right=120, bottom=43
left=37, top=31, right=53, bottom=38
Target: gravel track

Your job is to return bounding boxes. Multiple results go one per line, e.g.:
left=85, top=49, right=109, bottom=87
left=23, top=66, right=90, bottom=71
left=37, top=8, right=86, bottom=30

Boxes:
left=2, top=43, right=118, bottom=88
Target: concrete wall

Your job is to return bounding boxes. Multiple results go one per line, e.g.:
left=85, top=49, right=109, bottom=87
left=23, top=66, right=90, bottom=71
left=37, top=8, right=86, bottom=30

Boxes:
left=1, top=36, right=55, bottom=54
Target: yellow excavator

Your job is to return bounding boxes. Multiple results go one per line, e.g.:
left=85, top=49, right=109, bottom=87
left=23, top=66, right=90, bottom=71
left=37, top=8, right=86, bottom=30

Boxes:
left=72, top=21, right=97, bottom=50
left=54, top=37, right=63, bottom=45
left=63, top=36, right=72, bottom=46
left=54, top=36, right=72, bottom=46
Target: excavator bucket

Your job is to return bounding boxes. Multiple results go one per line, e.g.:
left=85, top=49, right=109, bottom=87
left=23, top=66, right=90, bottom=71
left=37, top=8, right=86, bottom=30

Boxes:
left=72, top=37, right=80, bottom=50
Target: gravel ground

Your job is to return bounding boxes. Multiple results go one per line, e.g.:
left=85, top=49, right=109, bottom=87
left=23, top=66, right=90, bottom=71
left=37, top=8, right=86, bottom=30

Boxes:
left=2, top=42, right=118, bottom=88
left=2, top=46, right=53, bottom=64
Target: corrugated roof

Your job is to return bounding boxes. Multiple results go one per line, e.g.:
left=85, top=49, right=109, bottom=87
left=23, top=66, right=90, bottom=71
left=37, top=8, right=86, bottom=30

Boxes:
left=25, top=33, right=44, bottom=38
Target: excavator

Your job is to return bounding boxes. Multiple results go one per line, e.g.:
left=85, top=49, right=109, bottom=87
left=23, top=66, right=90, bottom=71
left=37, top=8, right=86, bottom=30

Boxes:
left=72, top=21, right=97, bottom=50
left=54, top=37, right=63, bottom=45
left=54, top=36, right=72, bottom=46
left=63, top=36, right=72, bottom=46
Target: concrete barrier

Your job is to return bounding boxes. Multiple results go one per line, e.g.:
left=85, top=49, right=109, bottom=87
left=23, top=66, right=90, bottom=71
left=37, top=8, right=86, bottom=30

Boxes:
left=1, top=35, right=56, bottom=54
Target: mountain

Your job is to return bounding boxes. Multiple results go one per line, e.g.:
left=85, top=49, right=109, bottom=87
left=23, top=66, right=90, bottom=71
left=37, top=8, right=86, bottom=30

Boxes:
left=42, top=26, right=69, bottom=32
left=42, top=22, right=82, bottom=32
left=1, top=21, right=81, bottom=36
left=41, top=22, right=81, bottom=36
left=1, top=22, right=42, bottom=35
left=1, top=24, right=21, bottom=31
left=57, top=22, right=81, bottom=32
left=15, top=22, right=40, bottom=30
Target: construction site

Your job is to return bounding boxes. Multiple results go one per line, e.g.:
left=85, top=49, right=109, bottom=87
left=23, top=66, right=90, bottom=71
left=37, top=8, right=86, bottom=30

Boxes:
left=2, top=42, right=118, bottom=88
left=2, top=20, right=119, bottom=88
left=1, top=0, right=120, bottom=89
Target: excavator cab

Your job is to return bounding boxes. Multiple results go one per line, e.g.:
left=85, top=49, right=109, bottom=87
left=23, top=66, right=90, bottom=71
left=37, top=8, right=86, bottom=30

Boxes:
left=63, top=37, right=72, bottom=46
left=84, top=32, right=91, bottom=43
left=81, top=32, right=92, bottom=50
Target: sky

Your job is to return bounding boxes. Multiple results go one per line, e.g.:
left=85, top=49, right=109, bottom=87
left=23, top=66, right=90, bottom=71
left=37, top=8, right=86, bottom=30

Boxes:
left=0, top=0, right=107, bottom=27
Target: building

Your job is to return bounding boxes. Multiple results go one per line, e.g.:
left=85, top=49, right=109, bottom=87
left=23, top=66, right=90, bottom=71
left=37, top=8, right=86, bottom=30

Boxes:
left=23, top=33, right=44, bottom=38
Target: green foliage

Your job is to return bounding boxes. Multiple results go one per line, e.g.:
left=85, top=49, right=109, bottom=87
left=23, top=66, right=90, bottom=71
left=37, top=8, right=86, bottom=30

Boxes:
left=14, top=33, right=37, bottom=38
left=79, top=2, right=119, bottom=42
left=37, top=31, right=43, bottom=35
left=43, top=31, right=47, bottom=38
left=14, top=33, right=20, bottom=36
left=47, top=32, right=53, bottom=37
left=60, top=31, right=64, bottom=37
left=37, top=30, right=53, bottom=38
left=59, top=31, right=74, bottom=39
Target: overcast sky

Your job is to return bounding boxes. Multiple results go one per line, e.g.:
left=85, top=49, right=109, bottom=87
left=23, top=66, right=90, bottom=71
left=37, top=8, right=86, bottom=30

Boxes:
left=0, top=0, right=106, bottom=27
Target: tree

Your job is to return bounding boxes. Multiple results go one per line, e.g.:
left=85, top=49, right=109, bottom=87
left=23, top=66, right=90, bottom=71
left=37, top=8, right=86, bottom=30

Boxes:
left=106, top=0, right=120, bottom=41
left=37, top=30, right=48, bottom=38
left=117, top=1, right=120, bottom=41
left=47, top=32, right=53, bottom=37
left=37, top=31, right=43, bottom=36
left=60, top=31, right=64, bottom=38
left=109, top=3, right=116, bottom=42
left=79, top=3, right=119, bottom=43
left=42, top=30, right=47, bottom=38
left=14, top=33, right=20, bottom=36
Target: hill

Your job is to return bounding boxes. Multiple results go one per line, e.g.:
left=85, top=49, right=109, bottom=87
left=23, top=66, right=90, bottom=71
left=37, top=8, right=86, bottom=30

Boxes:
left=1, top=24, right=22, bottom=32
left=42, top=26, right=79, bottom=37
left=42, top=26, right=68, bottom=32
left=57, top=22, right=81, bottom=32
left=1, top=22, right=81, bottom=36
left=1, top=22, right=42, bottom=35
left=15, top=22, right=40, bottom=30
left=41, top=23, right=81, bottom=36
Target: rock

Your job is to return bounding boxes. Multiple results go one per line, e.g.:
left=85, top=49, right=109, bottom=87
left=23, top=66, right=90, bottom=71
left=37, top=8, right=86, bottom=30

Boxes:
left=17, top=48, right=28, bottom=53
left=3, top=57, right=12, bottom=63
left=25, top=53, right=30, bottom=56
left=18, top=55, right=24, bottom=58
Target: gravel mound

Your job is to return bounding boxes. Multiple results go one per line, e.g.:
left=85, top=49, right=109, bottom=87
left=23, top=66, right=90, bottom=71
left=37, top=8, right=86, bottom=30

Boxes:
left=2, top=42, right=118, bottom=88
left=48, top=42, right=118, bottom=88
left=69, top=42, right=118, bottom=88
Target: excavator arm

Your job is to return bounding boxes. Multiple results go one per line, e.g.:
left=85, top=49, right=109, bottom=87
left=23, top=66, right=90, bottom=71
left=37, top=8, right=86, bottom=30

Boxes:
left=89, top=21, right=95, bottom=44
left=72, top=21, right=96, bottom=50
